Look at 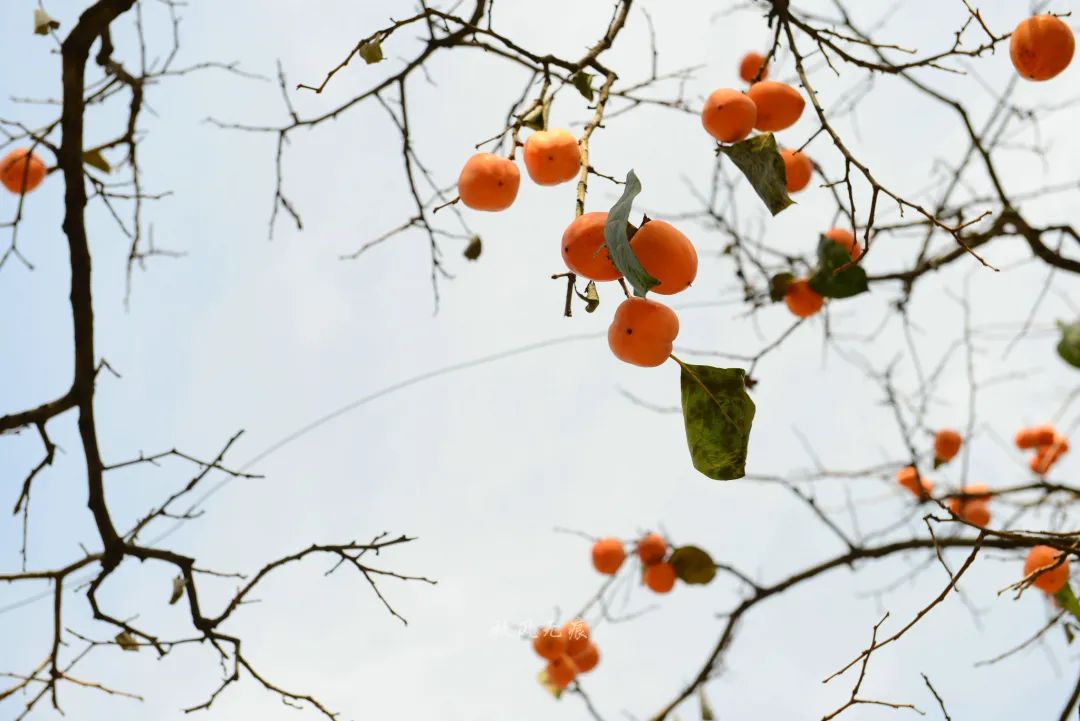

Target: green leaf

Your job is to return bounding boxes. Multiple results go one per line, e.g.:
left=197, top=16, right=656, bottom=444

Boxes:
left=115, top=631, right=139, bottom=652
left=677, top=362, right=755, bottom=480
left=33, top=8, right=59, bottom=35
left=719, top=133, right=793, bottom=216
left=768, top=272, right=795, bottom=302
left=582, top=280, right=600, bottom=313
left=82, top=149, right=111, bottom=174
left=359, top=39, right=384, bottom=64
left=808, top=235, right=868, bottom=299
left=521, top=105, right=545, bottom=131
left=463, top=235, right=482, bottom=261
left=1055, top=584, right=1080, bottom=623
left=669, top=545, right=717, bottom=585
left=603, top=170, right=659, bottom=297
left=1057, top=320, right=1080, bottom=369
left=572, top=72, right=595, bottom=102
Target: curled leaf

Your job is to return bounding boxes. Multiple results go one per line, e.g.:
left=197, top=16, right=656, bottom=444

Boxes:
left=808, top=235, right=868, bottom=299
left=670, top=545, right=717, bottom=585
left=582, top=280, right=600, bottom=313
left=115, top=631, right=139, bottom=652
left=33, top=9, right=60, bottom=35
left=82, top=148, right=111, bottom=174
left=463, top=235, right=482, bottom=261
left=719, top=133, right=793, bottom=216
left=603, top=170, right=659, bottom=297
left=169, top=575, right=185, bottom=605
left=572, top=72, right=595, bottom=102
left=358, top=39, right=384, bottom=64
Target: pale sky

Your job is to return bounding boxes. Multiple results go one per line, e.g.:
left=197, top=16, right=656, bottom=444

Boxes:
left=2, top=1, right=1079, bottom=720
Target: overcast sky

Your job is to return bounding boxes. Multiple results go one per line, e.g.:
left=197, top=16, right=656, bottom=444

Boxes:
left=2, top=1, right=1079, bottom=720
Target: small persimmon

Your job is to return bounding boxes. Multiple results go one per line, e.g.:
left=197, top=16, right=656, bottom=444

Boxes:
left=532, top=627, right=566, bottom=661
left=562, top=619, right=590, bottom=656
left=607, top=297, right=680, bottom=367
left=591, top=537, right=626, bottom=575
left=458, top=153, right=520, bottom=211
left=636, top=533, right=667, bottom=565
left=523, top=129, right=581, bottom=186
left=545, top=654, right=578, bottom=689
left=1031, top=425, right=1056, bottom=446
left=896, top=465, right=934, bottom=498
left=934, top=429, right=962, bottom=462
left=1015, top=427, right=1038, bottom=449
left=629, top=220, right=698, bottom=295
left=701, top=88, right=757, bottom=143
left=780, top=148, right=812, bottom=192
left=1024, top=545, right=1070, bottom=594
left=747, top=81, right=805, bottom=132
left=562, top=212, right=621, bottom=281
left=570, top=642, right=599, bottom=674
left=739, top=52, right=769, bottom=83
left=784, top=278, right=823, bottom=318
left=1010, top=15, right=1075, bottom=82
left=644, top=562, right=677, bottom=593
left=0, top=149, right=47, bottom=195
left=948, top=485, right=991, bottom=526
left=824, top=228, right=862, bottom=262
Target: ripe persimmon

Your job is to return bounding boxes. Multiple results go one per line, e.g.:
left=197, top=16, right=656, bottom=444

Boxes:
left=636, top=533, right=667, bottom=565
left=570, top=642, right=599, bottom=673
left=784, top=278, right=823, bottom=318
left=1015, top=427, right=1038, bottom=449
left=562, top=619, right=590, bottom=656
left=545, top=654, right=578, bottom=689
left=1031, top=425, right=1056, bottom=446
left=532, top=627, right=566, bottom=661
left=458, top=153, right=520, bottom=211
left=948, top=485, right=991, bottom=526
left=701, top=88, right=757, bottom=143
left=562, top=212, right=621, bottom=281
left=644, top=562, right=677, bottom=593
left=739, top=52, right=769, bottom=83
left=934, top=429, right=962, bottom=463
left=747, top=81, right=805, bottom=132
left=607, top=297, right=679, bottom=367
left=591, top=537, right=626, bottom=575
left=780, top=148, right=812, bottom=193
left=1010, top=15, right=1075, bottom=81
left=629, top=220, right=698, bottom=295
left=0, top=148, right=47, bottom=195
left=523, top=129, right=581, bottom=186
left=825, top=228, right=862, bottom=262
left=1024, top=545, right=1070, bottom=594
left=896, top=465, right=934, bottom=498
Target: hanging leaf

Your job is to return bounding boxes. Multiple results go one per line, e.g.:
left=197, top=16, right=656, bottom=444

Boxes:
left=358, top=39, right=384, bottom=64
left=1057, top=320, right=1080, bottom=369
left=521, top=104, right=545, bottom=131
left=677, top=362, right=755, bottom=480
left=808, top=235, right=868, bottom=299
left=1056, top=584, right=1080, bottom=623
left=768, top=272, right=795, bottom=302
left=699, top=687, right=715, bottom=721
left=718, top=133, right=793, bottom=216
left=169, top=576, right=185, bottom=605
left=463, top=235, right=482, bottom=261
left=670, top=545, right=717, bottom=585
left=582, top=280, right=600, bottom=313
left=1065, top=622, right=1077, bottom=645
left=603, top=170, right=659, bottom=297
left=115, top=631, right=140, bottom=652
left=572, top=72, right=595, bottom=102
left=82, top=148, right=111, bottom=174
left=33, top=8, right=60, bottom=35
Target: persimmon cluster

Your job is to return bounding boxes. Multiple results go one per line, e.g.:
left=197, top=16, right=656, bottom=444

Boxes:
left=592, top=533, right=680, bottom=594
left=894, top=429, right=995, bottom=526
left=1015, top=424, right=1070, bottom=475
left=531, top=618, right=600, bottom=692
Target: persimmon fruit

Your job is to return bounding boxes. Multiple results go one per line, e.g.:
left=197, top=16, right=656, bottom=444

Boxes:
left=562, top=212, right=621, bottom=281
left=747, top=81, right=805, bottom=131
left=523, top=129, right=581, bottom=186
left=1010, top=15, right=1074, bottom=81
left=636, top=533, right=667, bottom=565
left=629, top=220, right=698, bottom=295
left=570, top=642, right=599, bottom=673
left=1024, top=545, right=1070, bottom=594
left=607, top=297, right=679, bottom=368
left=562, top=619, right=590, bottom=656
left=532, top=627, right=566, bottom=661
left=780, top=148, right=812, bottom=193
left=591, top=537, right=626, bottom=575
left=896, top=465, right=934, bottom=498
left=545, top=654, right=578, bottom=689
left=948, top=485, right=991, bottom=526
left=739, top=52, right=769, bottom=83
left=644, top=562, right=677, bottom=593
left=824, top=228, right=862, bottom=262
left=784, top=278, right=823, bottom=318
left=0, top=148, right=47, bottom=195
left=934, top=429, right=962, bottom=462
left=457, top=153, right=520, bottom=211
left=701, top=88, right=757, bottom=143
